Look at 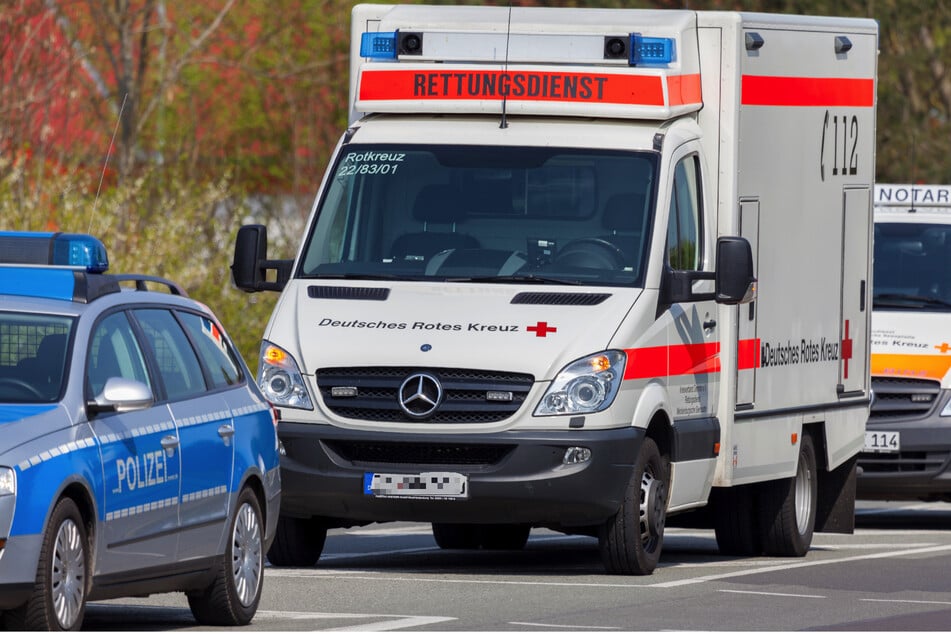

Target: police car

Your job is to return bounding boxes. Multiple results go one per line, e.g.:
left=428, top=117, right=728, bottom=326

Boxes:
left=0, top=232, right=280, bottom=630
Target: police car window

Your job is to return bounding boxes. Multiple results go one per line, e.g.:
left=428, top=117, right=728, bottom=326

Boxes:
left=86, top=312, right=151, bottom=398
left=666, top=155, right=701, bottom=271
left=133, top=309, right=208, bottom=401
left=0, top=312, right=73, bottom=403
left=177, top=311, right=243, bottom=389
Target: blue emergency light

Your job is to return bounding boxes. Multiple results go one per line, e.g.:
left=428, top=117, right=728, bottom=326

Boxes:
left=630, top=35, right=674, bottom=65
left=361, top=31, right=398, bottom=59
left=0, top=231, right=109, bottom=273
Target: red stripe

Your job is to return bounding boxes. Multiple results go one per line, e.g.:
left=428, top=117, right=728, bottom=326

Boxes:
left=741, top=76, right=874, bottom=107
left=359, top=69, right=666, bottom=106
left=624, top=338, right=760, bottom=380
left=668, top=73, right=702, bottom=106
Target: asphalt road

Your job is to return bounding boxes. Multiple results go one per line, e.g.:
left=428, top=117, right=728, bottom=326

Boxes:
left=83, top=501, right=951, bottom=631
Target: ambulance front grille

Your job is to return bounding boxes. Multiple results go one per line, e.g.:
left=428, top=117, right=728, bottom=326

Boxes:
left=869, top=377, right=941, bottom=420
left=315, top=367, right=534, bottom=424
left=324, top=440, right=514, bottom=466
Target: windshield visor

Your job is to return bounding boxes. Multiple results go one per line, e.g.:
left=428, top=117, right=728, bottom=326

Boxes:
left=0, top=312, right=74, bottom=403
left=873, top=222, right=951, bottom=310
left=300, top=145, right=657, bottom=287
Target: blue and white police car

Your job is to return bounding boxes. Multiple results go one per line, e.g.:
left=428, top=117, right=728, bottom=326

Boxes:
left=0, top=232, right=280, bottom=630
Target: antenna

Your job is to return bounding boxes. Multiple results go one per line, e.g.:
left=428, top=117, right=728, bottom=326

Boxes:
left=91, top=92, right=129, bottom=230
left=500, top=4, right=512, bottom=130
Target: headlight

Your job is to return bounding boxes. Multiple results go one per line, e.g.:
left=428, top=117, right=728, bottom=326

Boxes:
left=941, top=390, right=951, bottom=417
left=257, top=341, right=314, bottom=410
left=535, top=351, right=626, bottom=416
left=0, top=467, right=15, bottom=496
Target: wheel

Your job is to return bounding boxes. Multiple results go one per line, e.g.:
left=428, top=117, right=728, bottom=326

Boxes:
left=758, top=433, right=817, bottom=557
left=266, top=515, right=327, bottom=566
left=479, top=525, right=531, bottom=550
left=712, top=484, right=761, bottom=556
left=598, top=437, right=668, bottom=575
left=4, top=497, right=89, bottom=631
left=553, top=238, right=626, bottom=270
left=432, top=523, right=482, bottom=549
left=188, top=488, right=264, bottom=626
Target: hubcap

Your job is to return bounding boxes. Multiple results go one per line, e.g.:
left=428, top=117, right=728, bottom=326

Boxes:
left=638, top=468, right=664, bottom=547
left=51, top=518, right=85, bottom=629
left=794, top=454, right=813, bottom=534
left=232, top=502, right=263, bottom=607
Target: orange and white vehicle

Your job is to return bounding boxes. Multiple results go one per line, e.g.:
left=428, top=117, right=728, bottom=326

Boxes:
left=858, top=184, right=951, bottom=500
left=233, top=4, right=878, bottom=574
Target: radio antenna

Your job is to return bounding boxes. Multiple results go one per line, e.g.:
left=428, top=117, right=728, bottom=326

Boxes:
left=91, top=92, right=128, bottom=230
left=500, top=4, right=512, bottom=129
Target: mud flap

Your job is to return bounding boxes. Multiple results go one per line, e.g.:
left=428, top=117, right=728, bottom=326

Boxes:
left=815, top=455, right=857, bottom=533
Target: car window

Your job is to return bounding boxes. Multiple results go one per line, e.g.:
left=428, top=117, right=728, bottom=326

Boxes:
left=177, top=311, right=243, bottom=389
left=0, top=312, right=73, bottom=403
left=133, top=308, right=207, bottom=401
left=86, top=312, right=151, bottom=398
left=666, top=154, right=702, bottom=271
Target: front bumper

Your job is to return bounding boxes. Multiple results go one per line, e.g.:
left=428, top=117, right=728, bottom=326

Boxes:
left=276, top=421, right=643, bottom=528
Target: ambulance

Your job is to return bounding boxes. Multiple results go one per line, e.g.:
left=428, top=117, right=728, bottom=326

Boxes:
left=232, top=4, right=878, bottom=574
left=858, top=184, right=951, bottom=500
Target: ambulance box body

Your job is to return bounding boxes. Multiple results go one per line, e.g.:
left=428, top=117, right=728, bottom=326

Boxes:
left=233, top=5, right=877, bottom=574
left=858, top=184, right=951, bottom=500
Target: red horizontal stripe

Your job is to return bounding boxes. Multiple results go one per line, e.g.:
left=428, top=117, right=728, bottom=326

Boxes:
left=624, top=338, right=761, bottom=380
left=738, top=338, right=761, bottom=370
left=742, top=75, right=874, bottom=107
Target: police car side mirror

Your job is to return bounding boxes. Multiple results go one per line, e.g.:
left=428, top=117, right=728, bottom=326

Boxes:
left=87, top=377, right=154, bottom=416
left=714, top=236, right=757, bottom=305
left=232, top=224, right=293, bottom=293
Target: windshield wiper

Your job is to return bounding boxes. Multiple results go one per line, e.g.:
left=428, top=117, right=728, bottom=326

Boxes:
left=873, top=293, right=951, bottom=309
left=443, top=274, right=584, bottom=285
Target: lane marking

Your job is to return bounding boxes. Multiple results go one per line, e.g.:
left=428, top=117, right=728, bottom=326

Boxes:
left=860, top=598, right=951, bottom=606
left=255, top=610, right=457, bottom=630
left=719, top=589, right=826, bottom=599
left=264, top=571, right=648, bottom=589
left=510, top=622, right=621, bottom=629
left=649, top=544, right=951, bottom=588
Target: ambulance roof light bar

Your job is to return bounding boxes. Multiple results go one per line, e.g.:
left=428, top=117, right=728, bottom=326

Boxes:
left=360, top=30, right=675, bottom=66
left=0, top=231, right=110, bottom=273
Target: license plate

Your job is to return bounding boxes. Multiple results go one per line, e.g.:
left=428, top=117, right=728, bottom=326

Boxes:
left=364, top=472, right=468, bottom=499
left=864, top=431, right=900, bottom=453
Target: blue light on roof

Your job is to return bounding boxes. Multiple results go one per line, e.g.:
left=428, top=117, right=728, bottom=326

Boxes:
left=0, top=267, right=79, bottom=302
left=630, top=35, right=675, bottom=66
left=360, top=31, right=398, bottom=59
left=0, top=231, right=109, bottom=272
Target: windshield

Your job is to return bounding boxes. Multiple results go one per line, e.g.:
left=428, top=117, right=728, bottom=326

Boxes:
left=873, top=222, right=951, bottom=310
left=299, top=145, right=657, bottom=287
left=0, top=312, right=74, bottom=403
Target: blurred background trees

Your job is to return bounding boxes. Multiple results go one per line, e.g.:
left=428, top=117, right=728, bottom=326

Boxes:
left=2, top=0, right=949, bottom=366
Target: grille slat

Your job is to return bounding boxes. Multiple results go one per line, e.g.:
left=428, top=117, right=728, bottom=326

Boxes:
left=869, top=377, right=941, bottom=420
left=316, top=366, right=534, bottom=424
left=324, top=440, right=515, bottom=466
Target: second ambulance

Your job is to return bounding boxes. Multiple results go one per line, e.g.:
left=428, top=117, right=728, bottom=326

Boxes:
left=234, top=5, right=878, bottom=574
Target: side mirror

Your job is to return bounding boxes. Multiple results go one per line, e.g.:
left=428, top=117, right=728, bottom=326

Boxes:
left=87, top=377, right=153, bottom=416
left=715, top=236, right=756, bottom=305
left=232, top=224, right=293, bottom=292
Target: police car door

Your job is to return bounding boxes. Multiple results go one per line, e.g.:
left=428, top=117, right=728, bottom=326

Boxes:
left=132, top=308, right=236, bottom=560
left=662, top=148, right=720, bottom=503
left=87, top=311, right=182, bottom=575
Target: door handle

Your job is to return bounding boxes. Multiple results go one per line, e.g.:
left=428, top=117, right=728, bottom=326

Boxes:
left=218, top=424, right=235, bottom=439
left=160, top=435, right=179, bottom=457
left=703, top=319, right=717, bottom=330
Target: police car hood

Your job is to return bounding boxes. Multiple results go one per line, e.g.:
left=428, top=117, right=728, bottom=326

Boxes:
left=871, top=311, right=951, bottom=388
left=0, top=404, right=72, bottom=457
left=275, top=281, right=641, bottom=379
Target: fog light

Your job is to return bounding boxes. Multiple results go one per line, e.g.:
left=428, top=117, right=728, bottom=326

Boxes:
left=563, top=446, right=591, bottom=465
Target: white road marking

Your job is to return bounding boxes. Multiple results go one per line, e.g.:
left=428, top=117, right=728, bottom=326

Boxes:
left=509, top=621, right=621, bottom=629
left=860, top=598, right=951, bottom=606
left=719, top=589, right=826, bottom=599
left=255, top=610, right=456, bottom=630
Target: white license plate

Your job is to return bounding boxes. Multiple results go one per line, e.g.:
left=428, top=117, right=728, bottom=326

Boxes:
left=864, top=431, right=900, bottom=453
left=364, top=472, right=468, bottom=499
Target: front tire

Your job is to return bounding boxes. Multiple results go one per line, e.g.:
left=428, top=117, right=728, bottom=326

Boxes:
left=189, top=488, right=264, bottom=626
left=4, top=497, right=89, bottom=631
left=267, top=515, right=327, bottom=567
left=758, top=433, right=817, bottom=557
left=599, top=437, right=668, bottom=575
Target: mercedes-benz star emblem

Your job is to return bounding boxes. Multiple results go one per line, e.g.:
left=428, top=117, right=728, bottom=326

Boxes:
left=398, top=373, right=443, bottom=419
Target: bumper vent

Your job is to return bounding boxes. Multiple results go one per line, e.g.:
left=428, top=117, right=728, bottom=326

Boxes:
left=324, top=440, right=515, bottom=466
left=869, top=377, right=941, bottom=420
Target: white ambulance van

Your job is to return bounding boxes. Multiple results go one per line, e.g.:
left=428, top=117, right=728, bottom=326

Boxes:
left=858, top=184, right=951, bottom=500
left=233, top=4, right=878, bottom=574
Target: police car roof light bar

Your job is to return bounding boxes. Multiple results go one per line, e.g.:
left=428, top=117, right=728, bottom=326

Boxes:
left=0, top=231, right=109, bottom=273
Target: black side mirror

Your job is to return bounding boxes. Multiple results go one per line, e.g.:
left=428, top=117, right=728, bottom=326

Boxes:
left=715, top=236, right=756, bottom=305
left=232, top=224, right=293, bottom=292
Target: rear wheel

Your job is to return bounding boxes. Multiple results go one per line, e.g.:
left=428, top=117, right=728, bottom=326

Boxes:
left=4, top=497, right=88, bottom=631
left=758, top=434, right=817, bottom=556
left=189, top=488, right=264, bottom=626
left=598, top=437, right=668, bottom=575
left=267, top=515, right=327, bottom=567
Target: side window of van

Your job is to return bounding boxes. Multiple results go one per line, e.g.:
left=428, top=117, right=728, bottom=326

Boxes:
left=666, top=155, right=702, bottom=271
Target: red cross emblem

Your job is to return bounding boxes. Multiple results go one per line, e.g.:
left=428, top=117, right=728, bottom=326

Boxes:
left=841, top=320, right=853, bottom=379
left=527, top=321, right=557, bottom=337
